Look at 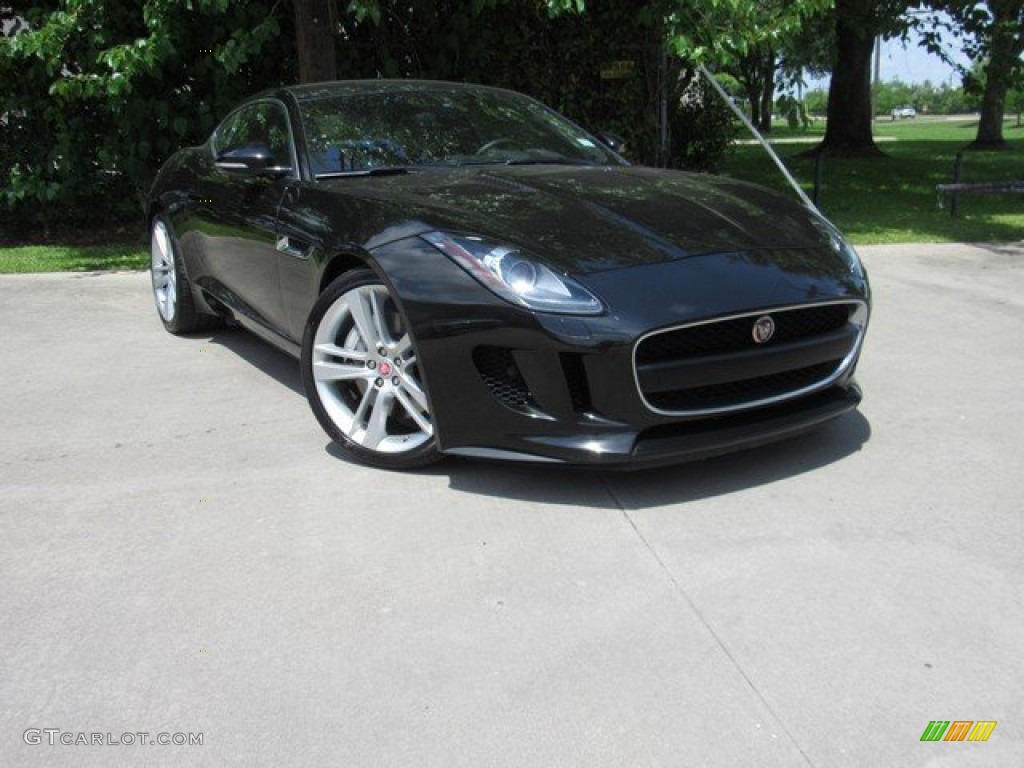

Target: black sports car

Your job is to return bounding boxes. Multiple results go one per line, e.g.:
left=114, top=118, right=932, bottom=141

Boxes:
left=148, top=80, right=869, bottom=469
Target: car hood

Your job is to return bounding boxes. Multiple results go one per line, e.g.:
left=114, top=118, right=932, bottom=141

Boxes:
left=325, top=165, right=837, bottom=275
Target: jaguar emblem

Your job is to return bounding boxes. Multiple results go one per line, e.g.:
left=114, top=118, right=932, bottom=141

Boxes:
left=752, top=315, right=775, bottom=344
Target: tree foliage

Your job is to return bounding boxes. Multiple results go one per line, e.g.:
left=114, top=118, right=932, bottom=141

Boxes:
left=0, top=0, right=836, bottom=239
left=924, top=0, right=1024, bottom=147
left=661, top=0, right=833, bottom=65
left=805, top=78, right=973, bottom=115
left=815, top=0, right=917, bottom=155
left=1, top=0, right=291, bottom=235
left=329, top=0, right=736, bottom=169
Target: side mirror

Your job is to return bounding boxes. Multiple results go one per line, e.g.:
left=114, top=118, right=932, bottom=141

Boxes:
left=596, top=131, right=627, bottom=154
left=216, top=143, right=291, bottom=177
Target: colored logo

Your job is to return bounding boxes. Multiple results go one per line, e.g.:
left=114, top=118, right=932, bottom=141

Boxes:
left=921, top=721, right=997, bottom=742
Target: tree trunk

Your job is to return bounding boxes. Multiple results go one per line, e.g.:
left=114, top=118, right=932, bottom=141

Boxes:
left=746, top=83, right=762, bottom=128
left=971, top=0, right=1022, bottom=148
left=818, top=0, right=881, bottom=156
left=735, top=47, right=775, bottom=133
left=737, top=51, right=764, bottom=130
left=758, top=51, right=775, bottom=134
left=293, top=0, right=336, bottom=84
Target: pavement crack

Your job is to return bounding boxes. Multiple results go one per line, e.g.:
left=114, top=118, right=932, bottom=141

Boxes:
left=599, top=476, right=818, bottom=768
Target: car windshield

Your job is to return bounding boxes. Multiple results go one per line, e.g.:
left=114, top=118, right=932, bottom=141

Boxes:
left=297, top=84, right=621, bottom=177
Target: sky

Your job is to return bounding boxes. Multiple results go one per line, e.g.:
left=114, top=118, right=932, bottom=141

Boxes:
left=878, top=27, right=973, bottom=86
left=805, top=17, right=975, bottom=91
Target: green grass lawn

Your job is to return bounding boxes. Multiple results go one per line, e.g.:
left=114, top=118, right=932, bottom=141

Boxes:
left=1, top=117, right=1020, bottom=273
left=722, top=116, right=1024, bottom=245
left=0, top=242, right=147, bottom=274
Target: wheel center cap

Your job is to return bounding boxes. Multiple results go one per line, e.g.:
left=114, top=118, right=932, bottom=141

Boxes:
left=378, top=361, right=393, bottom=377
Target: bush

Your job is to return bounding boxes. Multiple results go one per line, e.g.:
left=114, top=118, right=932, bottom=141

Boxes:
left=671, top=73, right=739, bottom=172
left=1, top=0, right=738, bottom=240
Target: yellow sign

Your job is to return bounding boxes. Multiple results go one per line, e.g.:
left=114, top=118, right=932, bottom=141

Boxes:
left=600, top=60, right=635, bottom=80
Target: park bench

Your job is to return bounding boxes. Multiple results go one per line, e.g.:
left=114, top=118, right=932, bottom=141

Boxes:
left=936, top=181, right=1024, bottom=217
left=935, top=152, right=1024, bottom=217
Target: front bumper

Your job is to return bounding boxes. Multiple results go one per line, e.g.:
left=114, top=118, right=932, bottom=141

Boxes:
left=371, top=239, right=870, bottom=468
left=447, top=382, right=862, bottom=468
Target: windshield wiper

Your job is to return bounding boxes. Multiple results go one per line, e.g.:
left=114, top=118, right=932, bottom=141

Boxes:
left=315, top=166, right=410, bottom=180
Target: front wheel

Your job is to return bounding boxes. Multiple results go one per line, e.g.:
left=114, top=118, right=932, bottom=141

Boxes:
left=301, top=269, right=440, bottom=470
left=150, top=215, right=220, bottom=334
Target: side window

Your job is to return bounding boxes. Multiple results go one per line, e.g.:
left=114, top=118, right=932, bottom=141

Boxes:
left=213, top=102, right=295, bottom=170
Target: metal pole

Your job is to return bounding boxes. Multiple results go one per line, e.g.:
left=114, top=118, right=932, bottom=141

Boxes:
left=951, top=151, right=962, bottom=218
left=872, top=36, right=881, bottom=122
left=813, top=152, right=825, bottom=207
left=658, top=43, right=669, bottom=168
left=699, top=65, right=819, bottom=213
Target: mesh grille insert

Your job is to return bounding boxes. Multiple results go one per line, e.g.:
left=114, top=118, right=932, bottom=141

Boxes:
left=473, top=346, right=533, bottom=411
left=645, top=361, right=841, bottom=411
left=635, top=302, right=861, bottom=413
left=637, top=303, right=852, bottom=365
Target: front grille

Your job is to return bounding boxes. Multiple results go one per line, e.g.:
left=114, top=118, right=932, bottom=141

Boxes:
left=634, top=301, right=864, bottom=415
left=646, top=361, right=840, bottom=411
left=473, top=346, right=534, bottom=411
left=636, top=303, right=851, bottom=364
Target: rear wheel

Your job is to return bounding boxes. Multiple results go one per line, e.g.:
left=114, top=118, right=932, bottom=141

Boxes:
left=150, top=215, right=220, bottom=334
left=301, top=269, right=439, bottom=469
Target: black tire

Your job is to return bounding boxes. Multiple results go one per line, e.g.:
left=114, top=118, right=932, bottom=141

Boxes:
left=301, top=269, right=440, bottom=470
left=149, top=215, right=222, bottom=335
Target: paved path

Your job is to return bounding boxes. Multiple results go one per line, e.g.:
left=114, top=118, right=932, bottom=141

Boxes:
left=2, top=242, right=1022, bottom=767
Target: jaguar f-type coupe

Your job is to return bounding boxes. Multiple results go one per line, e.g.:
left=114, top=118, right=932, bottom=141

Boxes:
left=148, top=80, right=870, bottom=469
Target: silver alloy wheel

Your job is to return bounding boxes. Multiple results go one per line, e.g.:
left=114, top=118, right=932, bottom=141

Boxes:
left=311, top=284, right=433, bottom=454
left=151, top=219, right=177, bottom=322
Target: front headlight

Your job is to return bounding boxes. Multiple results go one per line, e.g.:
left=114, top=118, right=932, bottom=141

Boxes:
left=422, top=231, right=603, bottom=315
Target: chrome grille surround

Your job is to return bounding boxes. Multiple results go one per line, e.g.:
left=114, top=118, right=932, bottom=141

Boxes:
left=632, top=300, right=869, bottom=417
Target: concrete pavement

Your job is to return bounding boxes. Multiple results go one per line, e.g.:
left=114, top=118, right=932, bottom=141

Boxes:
left=1, top=242, right=1022, bottom=767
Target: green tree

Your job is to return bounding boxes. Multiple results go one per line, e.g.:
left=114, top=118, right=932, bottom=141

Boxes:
left=0, top=0, right=838, bottom=239
left=930, top=0, right=1024, bottom=147
left=777, top=7, right=836, bottom=81
left=869, top=78, right=970, bottom=115
left=1010, top=82, right=1024, bottom=127
left=660, top=0, right=834, bottom=137
left=817, top=0, right=914, bottom=155
left=329, top=0, right=720, bottom=168
left=724, top=0, right=846, bottom=133
left=1, top=0, right=290, bottom=234
left=730, top=44, right=777, bottom=132
left=804, top=87, right=829, bottom=114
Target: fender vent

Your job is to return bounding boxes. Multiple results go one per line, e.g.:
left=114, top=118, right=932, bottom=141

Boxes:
left=473, top=346, right=534, bottom=411
left=560, top=353, right=592, bottom=413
